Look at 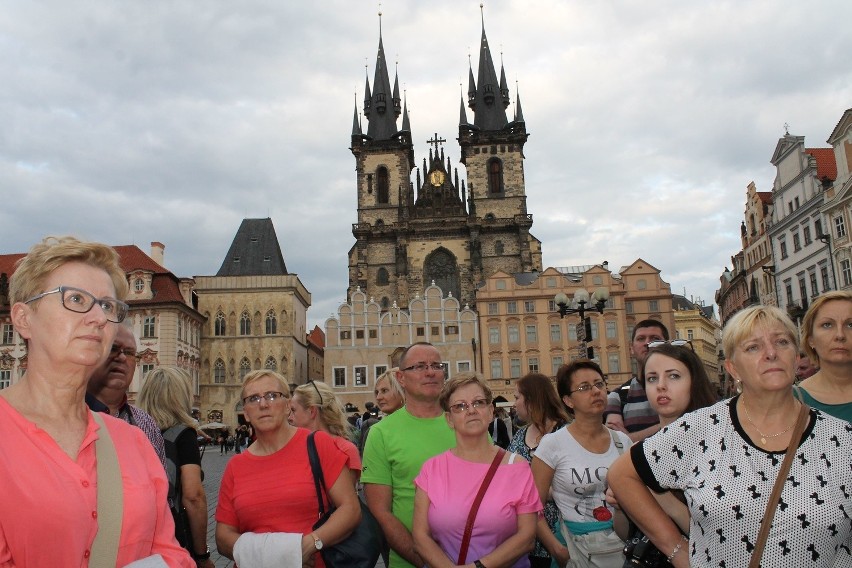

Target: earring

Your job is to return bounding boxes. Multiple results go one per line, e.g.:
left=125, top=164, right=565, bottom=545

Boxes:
left=735, top=380, right=743, bottom=394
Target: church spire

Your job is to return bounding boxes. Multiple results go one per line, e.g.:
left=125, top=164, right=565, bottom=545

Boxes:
left=467, top=6, right=509, bottom=130
left=514, top=84, right=525, bottom=124
left=352, top=99, right=362, bottom=136
left=401, top=94, right=411, bottom=132
left=364, top=12, right=400, bottom=140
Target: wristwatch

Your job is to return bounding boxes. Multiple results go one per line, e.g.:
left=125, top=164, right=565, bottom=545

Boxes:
left=311, top=533, right=324, bottom=550
left=192, top=546, right=210, bottom=561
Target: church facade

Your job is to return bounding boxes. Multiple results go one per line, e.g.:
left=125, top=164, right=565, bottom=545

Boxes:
left=348, top=19, right=542, bottom=312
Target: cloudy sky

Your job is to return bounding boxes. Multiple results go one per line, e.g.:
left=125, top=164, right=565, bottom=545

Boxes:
left=2, top=1, right=851, bottom=329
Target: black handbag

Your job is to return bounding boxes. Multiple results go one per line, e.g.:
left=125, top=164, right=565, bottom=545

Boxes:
left=306, top=431, right=384, bottom=568
left=622, top=528, right=671, bottom=568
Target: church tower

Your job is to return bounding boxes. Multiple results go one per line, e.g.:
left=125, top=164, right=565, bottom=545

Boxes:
left=349, top=13, right=541, bottom=310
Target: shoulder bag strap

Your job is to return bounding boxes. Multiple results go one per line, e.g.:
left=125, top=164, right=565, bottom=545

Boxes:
left=90, top=411, right=124, bottom=568
left=748, top=402, right=811, bottom=568
left=457, top=448, right=506, bottom=565
left=306, top=432, right=328, bottom=517
left=608, top=428, right=625, bottom=455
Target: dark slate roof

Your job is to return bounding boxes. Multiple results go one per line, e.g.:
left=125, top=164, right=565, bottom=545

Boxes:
left=216, top=218, right=288, bottom=276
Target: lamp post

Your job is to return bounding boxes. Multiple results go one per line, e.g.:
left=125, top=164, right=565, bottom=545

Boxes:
left=554, top=287, right=609, bottom=359
left=817, top=232, right=838, bottom=291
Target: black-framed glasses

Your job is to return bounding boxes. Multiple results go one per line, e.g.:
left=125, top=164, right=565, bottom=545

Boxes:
left=647, top=339, right=694, bottom=351
left=24, top=286, right=129, bottom=323
left=309, top=380, right=323, bottom=406
left=401, top=362, right=445, bottom=373
left=243, top=391, right=287, bottom=406
left=110, top=344, right=137, bottom=359
left=448, top=398, right=490, bottom=414
left=569, top=380, right=607, bottom=394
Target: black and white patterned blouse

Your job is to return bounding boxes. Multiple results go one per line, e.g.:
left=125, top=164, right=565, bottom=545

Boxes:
left=633, top=396, right=852, bottom=567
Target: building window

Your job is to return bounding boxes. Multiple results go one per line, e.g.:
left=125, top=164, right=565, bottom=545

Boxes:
left=142, top=363, right=155, bottom=379
left=552, top=356, right=564, bottom=374
left=354, top=366, right=367, bottom=386
left=608, top=354, right=620, bottom=374
left=369, top=329, right=378, bottom=339
left=214, top=312, right=226, bottom=336
left=526, top=325, right=538, bottom=343
left=495, top=241, right=504, bottom=255
left=487, top=302, right=498, bottom=315
left=648, top=300, right=659, bottom=312
left=524, top=300, right=535, bottom=313
left=793, top=233, right=801, bottom=252
left=550, top=323, right=562, bottom=342
left=510, top=358, right=521, bottom=378
left=333, top=367, right=346, bottom=387
left=445, top=325, right=458, bottom=335
left=568, top=325, right=577, bottom=341
left=687, top=329, right=694, bottom=340
left=213, top=359, right=225, bottom=383
left=340, top=330, right=351, bottom=340
left=784, top=280, right=794, bottom=305
left=0, top=369, right=10, bottom=390
left=843, top=260, right=852, bottom=287
left=548, top=300, right=556, bottom=312
left=803, top=226, right=812, bottom=245
left=490, top=360, right=503, bottom=379
left=821, top=266, right=830, bottom=290
left=265, top=310, right=277, bottom=334
left=356, top=330, right=365, bottom=339
left=836, top=216, right=847, bottom=238
left=815, top=219, right=823, bottom=239
left=2, top=325, right=13, bottom=345
left=780, top=240, right=788, bottom=259
left=507, top=301, right=518, bottom=314
left=431, top=326, right=439, bottom=336
left=240, top=311, right=252, bottom=335
left=508, top=325, right=520, bottom=343
left=134, top=279, right=144, bottom=292
left=239, top=358, right=251, bottom=381
left=625, top=301, right=634, bottom=314
left=590, top=321, right=599, bottom=340
left=496, top=279, right=506, bottom=290
left=377, top=166, right=389, bottom=204
left=528, top=357, right=539, bottom=372
left=605, top=321, right=617, bottom=339
left=374, top=365, right=388, bottom=380
left=142, top=316, right=156, bottom=338
left=417, top=327, right=425, bottom=337
left=457, top=361, right=471, bottom=372
left=487, top=158, right=504, bottom=194
left=264, top=356, right=277, bottom=371
left=377, top=267, right=389, bottom=285
left=798, top=276, right=807, bottom=304
left=546, top=277, right=556, bottom=288
left=637, top=279, right=647, bottom=290
left=489, top=327, right=500, bottom=344
left=809, top=272, right=819, bottom=296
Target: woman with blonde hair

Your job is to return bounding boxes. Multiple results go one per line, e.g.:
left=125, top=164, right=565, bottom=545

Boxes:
left=137, top=366, right=213, bottom=566
left=0, top=236, right=192, bottom=566
left=359, top=368, right=405, bottom=454
left=290, top=380, right=361, bottom=480
left=797, top=290, right=852, bottom=421
left=216, top=370, right=360, bottom=566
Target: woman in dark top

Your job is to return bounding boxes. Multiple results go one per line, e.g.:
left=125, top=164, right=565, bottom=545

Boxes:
left=507, top=372, right=570, bottom=568
left=138, top=366, right=214, bottom=567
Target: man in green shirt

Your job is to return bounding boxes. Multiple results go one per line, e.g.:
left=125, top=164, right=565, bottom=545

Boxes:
left=362, top=342, right=456, bottom=568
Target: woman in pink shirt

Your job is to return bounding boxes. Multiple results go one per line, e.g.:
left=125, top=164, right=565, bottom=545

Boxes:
left=290, top=380, right=362, bottom=482
left=0, top=236, right=193, bottom=566
left=413, top=373, right=541, bottom=568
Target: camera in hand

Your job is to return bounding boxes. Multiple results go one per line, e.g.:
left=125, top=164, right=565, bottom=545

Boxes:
left=622, top=531, right=672, bottom=568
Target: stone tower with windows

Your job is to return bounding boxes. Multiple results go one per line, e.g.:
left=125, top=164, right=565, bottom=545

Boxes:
left=349, top=16, right=542, bottom=310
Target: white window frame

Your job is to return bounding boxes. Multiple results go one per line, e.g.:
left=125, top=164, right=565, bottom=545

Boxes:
left=333, top=367, right=347, bottom=387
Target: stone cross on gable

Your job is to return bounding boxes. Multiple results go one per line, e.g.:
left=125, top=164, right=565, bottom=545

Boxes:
left=427, top=133, right=446, bottom=153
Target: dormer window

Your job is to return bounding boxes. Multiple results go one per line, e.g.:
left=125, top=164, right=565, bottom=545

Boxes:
left=134, top=278, right=144, bottom=292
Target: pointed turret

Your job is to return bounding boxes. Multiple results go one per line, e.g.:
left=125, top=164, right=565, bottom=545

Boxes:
left=468, top=17, right=509, bottom=130
left=352, top=103, right=362, bottom=136
left=459, top=93, right=469, bottom=126
left=364, top=30, right=400, bottom=140
left=401, top=96, right=410, bottom=132
left=499, top=64, right=510, bottom=108
left=392, top=67, right=402, bottom=117
left=514, top=88, right=525, bottom=124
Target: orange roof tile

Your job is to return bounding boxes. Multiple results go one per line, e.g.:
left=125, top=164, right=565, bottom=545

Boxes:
left=805, top=148, right=837, bottom=182
left=307, top=325, right=325, bottom=349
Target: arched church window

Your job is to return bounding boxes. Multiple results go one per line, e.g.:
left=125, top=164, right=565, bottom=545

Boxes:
left=240, top=311, right=251, bottom=335
left=381, top=297, right=390, bottom=310
left=495, top=240, right=504, bottom=255
left=377, top=267, right=389, bottom=286
left=213, top=359, right=225, bottom=384
left=265, top=356, right=277, bottom=371
left=377, top=166, right=389, bottom=204
left=214, top=312, right=226, bottom=336
left=239, top=357, right=251, bottom=381
left=265, top=309, right=277, bottom=335
left=488, top=158, right=503, bottom=194
left=424, top=248, right=461, bottom=301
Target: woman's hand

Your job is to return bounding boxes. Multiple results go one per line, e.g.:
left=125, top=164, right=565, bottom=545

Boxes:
left=552, top=543, right=570, bottom=567
left=604, top=486, right=620, bottom=510
left=300, top=533, right=317, bottom=565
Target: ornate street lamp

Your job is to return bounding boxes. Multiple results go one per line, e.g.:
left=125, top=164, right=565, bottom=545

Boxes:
left=553, top=287, right=609, bottom=359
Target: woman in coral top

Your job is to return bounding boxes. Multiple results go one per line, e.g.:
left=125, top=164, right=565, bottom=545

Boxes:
left=413, top=373, right=541, bottom=568
left=215, top=370, right=360, bottom=567
left=0, top=236, right=193, bottom=566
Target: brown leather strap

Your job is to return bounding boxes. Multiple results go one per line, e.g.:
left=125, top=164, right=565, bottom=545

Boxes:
left=90, top=411, right=124, bottom=568
left=457, top=449, right=505, bottom=565
left=748, top=402, right=810, bottom=568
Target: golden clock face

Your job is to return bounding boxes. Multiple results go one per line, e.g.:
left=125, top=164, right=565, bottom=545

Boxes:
left=429, top=170, right=445, bottom=187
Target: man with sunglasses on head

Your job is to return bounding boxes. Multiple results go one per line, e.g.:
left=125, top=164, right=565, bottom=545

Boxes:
left=604, top=319, right=668, bottom=443
left=86, top=322, right=166, bottom=469
left=362, top=342, right=456, bottom=568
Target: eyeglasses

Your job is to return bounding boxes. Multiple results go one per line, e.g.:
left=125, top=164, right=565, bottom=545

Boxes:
left=647, top=339, right=694, bottom=351
left=24, top=286, right=129, bottom=323
left=401, top=362, right=445, bottom=373
left=448, top=398, right=490, bottom=414
left=110, top=345, right=137, bottom=359
left=243, top=391, right=287, bottom=406
left=309, top=380, right=323, bottom=406
left=569, top=380, right=607, bottom=394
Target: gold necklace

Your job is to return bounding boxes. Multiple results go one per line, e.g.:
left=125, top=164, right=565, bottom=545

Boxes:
left=740, top=396, right=798, bottom=445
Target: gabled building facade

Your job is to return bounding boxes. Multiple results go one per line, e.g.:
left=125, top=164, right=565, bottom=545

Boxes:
left=823, top=108, right=852, bottom=290
left=348, top=17, right=542, bottom=312
left=672, top=294, right=722, bottom=391
left=195, top=218, right=310, bottom=427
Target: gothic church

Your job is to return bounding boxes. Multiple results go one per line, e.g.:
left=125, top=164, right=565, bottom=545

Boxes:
left=348, top=16, right=542, bottom=310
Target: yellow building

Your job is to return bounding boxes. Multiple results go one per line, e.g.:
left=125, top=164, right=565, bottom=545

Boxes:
left=672, top=294, right=722, bottom=391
